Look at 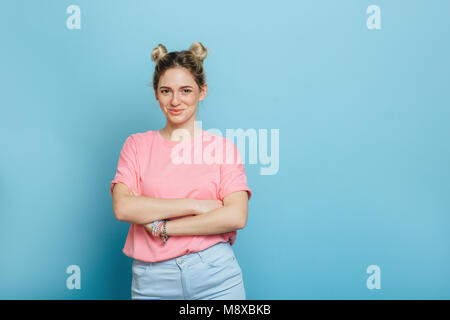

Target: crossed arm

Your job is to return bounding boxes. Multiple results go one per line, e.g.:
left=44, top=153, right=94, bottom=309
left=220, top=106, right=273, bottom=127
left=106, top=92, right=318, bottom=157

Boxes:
left=111, top=182, right=249, bottom=237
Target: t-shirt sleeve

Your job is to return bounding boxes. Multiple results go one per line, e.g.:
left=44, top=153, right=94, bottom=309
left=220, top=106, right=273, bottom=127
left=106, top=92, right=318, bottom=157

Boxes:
left=110, top=135, right=140, bottom=197
left=218, top=141, right=252, bottom=201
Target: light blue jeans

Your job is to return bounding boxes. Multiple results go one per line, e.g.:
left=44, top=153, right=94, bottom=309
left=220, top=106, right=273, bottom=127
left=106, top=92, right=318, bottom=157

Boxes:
left=131, top=241, right=246, bottom=300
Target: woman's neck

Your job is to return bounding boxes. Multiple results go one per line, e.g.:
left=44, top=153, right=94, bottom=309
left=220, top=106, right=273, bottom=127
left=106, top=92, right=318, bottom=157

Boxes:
left=160, top=122, right=202, bottom=141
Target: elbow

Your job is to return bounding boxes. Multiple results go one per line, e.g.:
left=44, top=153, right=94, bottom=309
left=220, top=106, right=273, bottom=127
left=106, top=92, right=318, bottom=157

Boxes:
left=235, top=222, right=245, bottom=230
left=113, top=201, right=128, bottom=222
left=235, top=212, right=248, bottom=230
left=113, top=208, right=125, bottom=222
left=114, top=210, right=126, bottom=222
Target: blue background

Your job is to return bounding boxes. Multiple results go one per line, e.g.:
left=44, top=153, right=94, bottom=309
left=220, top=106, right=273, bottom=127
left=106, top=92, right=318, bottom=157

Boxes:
left=1, top=0, right=449, bottom=299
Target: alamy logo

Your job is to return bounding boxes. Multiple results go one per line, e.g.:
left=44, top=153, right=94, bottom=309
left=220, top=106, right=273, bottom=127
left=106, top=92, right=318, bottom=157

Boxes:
left=66, top=5, right=81, bottom=30
left=66, top=265, right=81, bottom=290
left=366, top=5, right=381, bottom=30
left=168, top=121, right=279, bottom=175
left=366, top=265, right=381, bottom=289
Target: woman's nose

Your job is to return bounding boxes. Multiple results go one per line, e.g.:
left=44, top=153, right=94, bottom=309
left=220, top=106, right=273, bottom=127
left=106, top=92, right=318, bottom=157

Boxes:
left=171, top=92, right=181, bottom=106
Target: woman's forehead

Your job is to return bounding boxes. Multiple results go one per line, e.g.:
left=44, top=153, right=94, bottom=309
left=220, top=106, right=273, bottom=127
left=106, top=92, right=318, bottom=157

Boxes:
left=159, top=69, right=196, bottom=88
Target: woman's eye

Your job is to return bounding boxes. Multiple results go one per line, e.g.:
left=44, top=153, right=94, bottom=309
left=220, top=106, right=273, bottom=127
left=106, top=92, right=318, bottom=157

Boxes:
left=161, top=89, right=169, bottom=94
left=183, top=89, right=192, bottom=93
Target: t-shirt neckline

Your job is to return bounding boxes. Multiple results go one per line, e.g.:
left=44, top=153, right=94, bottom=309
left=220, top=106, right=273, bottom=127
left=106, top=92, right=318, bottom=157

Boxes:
left=156, top=129, right=205, bottom=147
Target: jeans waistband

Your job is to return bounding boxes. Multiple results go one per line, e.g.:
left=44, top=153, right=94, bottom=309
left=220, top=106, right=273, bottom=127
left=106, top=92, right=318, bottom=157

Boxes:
left=133, top=241, right=231, bottom=267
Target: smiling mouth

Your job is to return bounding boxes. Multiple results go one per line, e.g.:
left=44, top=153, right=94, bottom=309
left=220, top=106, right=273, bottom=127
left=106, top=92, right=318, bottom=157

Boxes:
left=168, top=109, right=184, bottom=114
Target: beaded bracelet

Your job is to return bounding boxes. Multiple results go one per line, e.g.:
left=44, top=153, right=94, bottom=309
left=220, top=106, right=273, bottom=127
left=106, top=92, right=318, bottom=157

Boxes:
left=160, top=220, right=170, bottom=243
left=150, top=219, right=170, bottom=243
left=151, top=220, right=164, bottom=237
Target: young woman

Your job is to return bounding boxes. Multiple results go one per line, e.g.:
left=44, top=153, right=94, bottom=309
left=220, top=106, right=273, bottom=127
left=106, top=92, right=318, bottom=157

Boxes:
left=110, top=42, right=252, bottom=300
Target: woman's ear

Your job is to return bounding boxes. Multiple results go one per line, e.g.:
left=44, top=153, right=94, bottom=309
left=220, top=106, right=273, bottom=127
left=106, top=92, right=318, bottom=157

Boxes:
left=199, top=83, right=207, bottom=101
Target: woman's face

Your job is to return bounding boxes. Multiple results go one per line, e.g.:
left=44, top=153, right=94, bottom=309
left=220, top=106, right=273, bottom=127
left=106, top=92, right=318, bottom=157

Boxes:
left=154, top=67, right=207, bottom=126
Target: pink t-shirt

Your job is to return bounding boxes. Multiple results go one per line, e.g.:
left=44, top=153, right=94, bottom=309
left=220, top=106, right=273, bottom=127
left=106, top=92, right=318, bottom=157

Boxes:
left=110, top=129, right=252, bottom=262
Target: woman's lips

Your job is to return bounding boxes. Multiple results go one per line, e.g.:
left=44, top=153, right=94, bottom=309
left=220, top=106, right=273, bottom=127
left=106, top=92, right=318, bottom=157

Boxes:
left=168, top=109, right=184, bottom=115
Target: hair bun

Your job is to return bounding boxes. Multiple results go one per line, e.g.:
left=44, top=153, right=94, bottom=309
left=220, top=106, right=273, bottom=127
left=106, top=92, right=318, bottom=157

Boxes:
left=151, top=43, right=168, bottom=63
left=189, top=42, right=208, bottom=62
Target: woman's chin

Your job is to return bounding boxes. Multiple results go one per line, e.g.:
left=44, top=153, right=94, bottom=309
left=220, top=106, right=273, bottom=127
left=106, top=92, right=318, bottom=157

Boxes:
left=167, top=118, right=187, bottom=126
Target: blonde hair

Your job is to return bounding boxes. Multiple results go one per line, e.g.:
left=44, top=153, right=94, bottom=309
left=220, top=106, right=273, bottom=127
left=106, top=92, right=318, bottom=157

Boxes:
left=150, top=42, right=208, bottom=91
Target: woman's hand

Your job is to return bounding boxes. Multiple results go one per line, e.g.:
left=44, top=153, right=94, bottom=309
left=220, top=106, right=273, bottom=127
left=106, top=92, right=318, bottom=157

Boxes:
left=194, top=199, right=224, bottom=215
left=144, top=222, right=153, bottom=234
left=133, top=192, right=222, bottom=235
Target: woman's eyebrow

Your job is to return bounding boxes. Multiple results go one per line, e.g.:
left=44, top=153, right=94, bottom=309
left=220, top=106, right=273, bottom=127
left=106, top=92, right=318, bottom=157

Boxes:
left=159, top=85, right=193, bottom=89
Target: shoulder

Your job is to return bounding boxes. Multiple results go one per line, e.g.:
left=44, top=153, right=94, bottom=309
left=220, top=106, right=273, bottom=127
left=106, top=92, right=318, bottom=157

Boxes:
left=120, top=130, right=156, bottom=153
left=127, top=130, right=156, bottom=144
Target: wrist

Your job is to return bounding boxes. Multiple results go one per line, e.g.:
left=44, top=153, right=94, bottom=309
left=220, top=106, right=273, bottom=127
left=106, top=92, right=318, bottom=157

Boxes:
left=151, top=220, right=164, bottom=237
left=164, top=220, right=170, bottom=236
left=160, top=220, right=170, bottom=243
left=144, top=223, right=152, bottom=232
